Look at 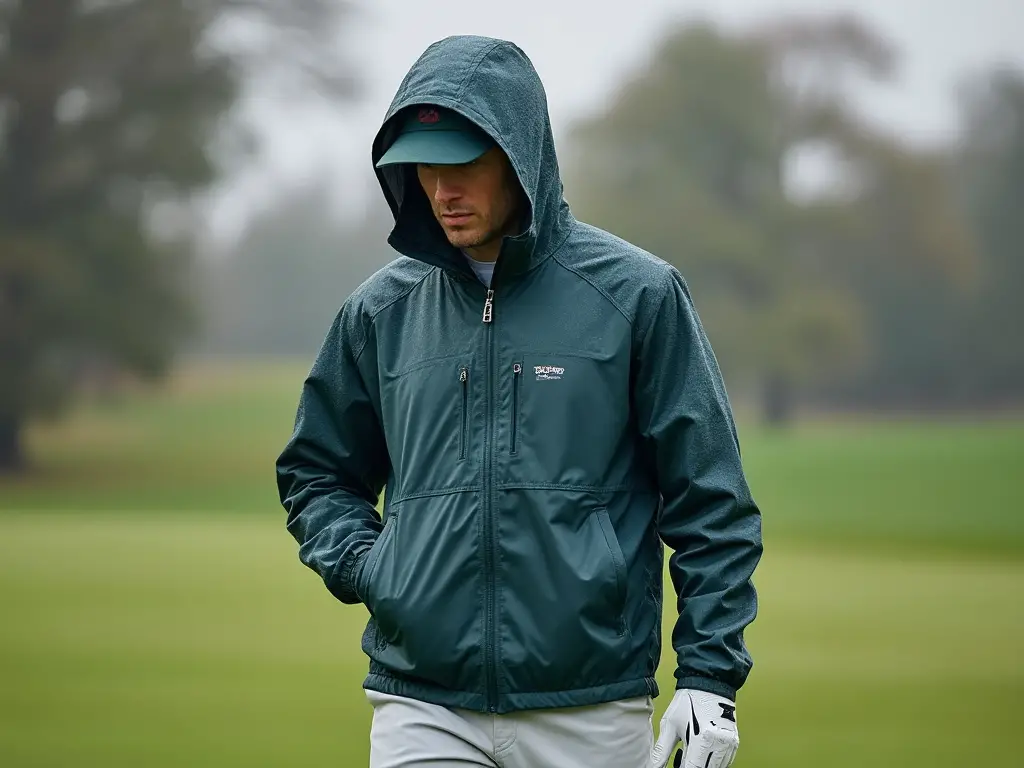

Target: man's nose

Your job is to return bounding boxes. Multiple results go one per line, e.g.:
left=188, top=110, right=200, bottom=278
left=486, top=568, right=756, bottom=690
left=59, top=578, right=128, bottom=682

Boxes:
left=433, top=174, right=462, bottom=205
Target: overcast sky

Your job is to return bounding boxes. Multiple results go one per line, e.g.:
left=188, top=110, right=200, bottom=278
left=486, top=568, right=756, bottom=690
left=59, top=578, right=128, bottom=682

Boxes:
left=204, top=0, right=1024, bottom=244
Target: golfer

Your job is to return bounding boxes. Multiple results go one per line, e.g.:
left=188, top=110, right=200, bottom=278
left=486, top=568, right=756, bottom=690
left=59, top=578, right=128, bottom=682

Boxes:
left=277, top=35, right=762, bottom=768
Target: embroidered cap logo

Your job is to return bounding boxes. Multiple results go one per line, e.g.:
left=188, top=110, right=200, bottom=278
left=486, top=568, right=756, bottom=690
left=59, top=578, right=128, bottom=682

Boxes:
left=418, top=107, right=441, bottom=124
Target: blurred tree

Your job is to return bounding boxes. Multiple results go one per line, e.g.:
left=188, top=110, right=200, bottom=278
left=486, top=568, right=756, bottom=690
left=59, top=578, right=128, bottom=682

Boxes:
left=563, top=16, right=976, bottom=422
left=0, top=0, right=356, bottom=472
left=952, top=68, right=1024, bottom=404
left=793, top=134, right=981, bottom=409
left=201, top=184, right=395, bottom=356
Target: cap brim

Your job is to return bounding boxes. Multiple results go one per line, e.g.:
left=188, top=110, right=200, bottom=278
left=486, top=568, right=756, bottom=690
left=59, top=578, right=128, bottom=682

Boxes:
left=375, top=130, right=493, bottom=167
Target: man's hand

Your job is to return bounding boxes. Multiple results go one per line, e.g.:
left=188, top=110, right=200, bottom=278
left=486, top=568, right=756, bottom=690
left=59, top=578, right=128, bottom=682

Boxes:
left=651, top=689, right=739, bottom=768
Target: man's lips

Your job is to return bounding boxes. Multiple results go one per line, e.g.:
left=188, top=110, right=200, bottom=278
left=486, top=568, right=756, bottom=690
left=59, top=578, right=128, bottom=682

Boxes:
left=442, top=212, right=473, bottom=225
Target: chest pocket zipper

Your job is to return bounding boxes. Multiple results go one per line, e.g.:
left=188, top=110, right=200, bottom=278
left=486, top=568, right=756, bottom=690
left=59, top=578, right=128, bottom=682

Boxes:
left=459, top=366, right=469, bottom=460
left=510, top=362, right=522, bottom=455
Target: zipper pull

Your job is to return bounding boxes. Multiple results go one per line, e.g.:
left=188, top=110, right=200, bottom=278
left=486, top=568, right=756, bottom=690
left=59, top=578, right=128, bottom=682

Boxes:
left=460, top=367, right=468, bottom=384
left=513, top=363, right=522, bottom=376
left=482, top=289, right=495, bottom=324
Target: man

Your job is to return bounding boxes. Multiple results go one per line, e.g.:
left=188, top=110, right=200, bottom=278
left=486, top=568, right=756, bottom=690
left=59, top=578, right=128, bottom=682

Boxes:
left=277, top=35, right=762, bottom=768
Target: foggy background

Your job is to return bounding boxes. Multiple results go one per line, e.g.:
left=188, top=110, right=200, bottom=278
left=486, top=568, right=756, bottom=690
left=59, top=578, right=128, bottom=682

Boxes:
left=1, top=1, right=1021, bottom=766
left=197, top=0, right=1024, bottom=420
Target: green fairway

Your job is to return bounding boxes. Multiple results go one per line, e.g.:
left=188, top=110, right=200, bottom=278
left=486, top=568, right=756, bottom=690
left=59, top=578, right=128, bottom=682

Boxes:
left=1, top=515, right=1020, bottom=767
left=1, top=360, right=1021, bottom=766
left=4, top=360, right=1021, bottom=556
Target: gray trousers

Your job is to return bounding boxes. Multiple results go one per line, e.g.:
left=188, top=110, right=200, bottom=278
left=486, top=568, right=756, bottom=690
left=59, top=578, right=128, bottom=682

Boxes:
left=366, top=691, right=654, bottom=768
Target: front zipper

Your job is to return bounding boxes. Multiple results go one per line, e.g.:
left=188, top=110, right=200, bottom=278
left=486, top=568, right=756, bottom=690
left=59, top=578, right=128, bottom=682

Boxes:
left=475, top=280, right=499, bottom=712
left=482, top=289, right=494, bottom=323
left=483, top=311, right=498, bottom=713
left=479, top=271, right=502, bottom=711
left=510, top=362, right=522, bottom=454
left=458, top=366, right=470, bottom=460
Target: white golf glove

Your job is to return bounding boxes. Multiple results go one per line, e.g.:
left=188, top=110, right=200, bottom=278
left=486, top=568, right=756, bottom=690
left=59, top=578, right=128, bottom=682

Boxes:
left=651, top=689, right=739, bottom=768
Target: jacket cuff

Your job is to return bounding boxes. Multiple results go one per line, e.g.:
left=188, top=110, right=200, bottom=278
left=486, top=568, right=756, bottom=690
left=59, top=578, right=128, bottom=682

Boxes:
left=676, top=675, right=737, bottom=701
left=329, top=545, right=372, bottom=605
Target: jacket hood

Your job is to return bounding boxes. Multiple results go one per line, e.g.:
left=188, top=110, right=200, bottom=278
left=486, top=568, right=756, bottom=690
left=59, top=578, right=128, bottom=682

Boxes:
left=372, top=36, right=573, bottom=280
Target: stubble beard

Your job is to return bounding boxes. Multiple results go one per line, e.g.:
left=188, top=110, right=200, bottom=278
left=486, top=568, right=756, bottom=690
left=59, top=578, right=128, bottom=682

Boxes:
left=438, top=209, right=505, bottom=251
left=444, top=222, right=498, bottom=250
left=436, top=190, right=520, bottom=253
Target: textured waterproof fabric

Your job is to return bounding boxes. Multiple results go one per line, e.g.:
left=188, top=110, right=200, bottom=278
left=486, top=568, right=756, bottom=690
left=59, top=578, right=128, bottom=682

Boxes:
left=276, top=35, right=763, bottom=715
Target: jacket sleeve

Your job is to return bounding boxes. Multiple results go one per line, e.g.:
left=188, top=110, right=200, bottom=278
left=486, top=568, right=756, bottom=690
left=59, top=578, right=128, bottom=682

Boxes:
left=632, top=267, right=763, bottom=701
left=276, top=300, right=390, bottom=606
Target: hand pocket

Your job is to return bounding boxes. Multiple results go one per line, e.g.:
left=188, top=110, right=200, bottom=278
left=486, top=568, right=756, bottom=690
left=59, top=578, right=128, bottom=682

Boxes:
left=357, top=514, right=398, bottom=607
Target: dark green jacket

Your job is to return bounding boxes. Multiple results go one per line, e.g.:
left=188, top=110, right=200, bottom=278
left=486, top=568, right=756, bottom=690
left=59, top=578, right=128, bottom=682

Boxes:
left=276, top=35, right=762, bottom=714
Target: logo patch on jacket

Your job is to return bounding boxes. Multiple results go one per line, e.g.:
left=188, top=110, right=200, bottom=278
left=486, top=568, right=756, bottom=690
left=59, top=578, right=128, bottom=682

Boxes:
left=534, top=365, right=564, bottom=381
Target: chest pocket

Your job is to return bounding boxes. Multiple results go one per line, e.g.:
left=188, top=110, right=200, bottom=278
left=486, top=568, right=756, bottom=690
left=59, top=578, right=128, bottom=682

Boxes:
left=380, top=355, right=477, bottom=495
left=500, top=350, right=630, bottom=487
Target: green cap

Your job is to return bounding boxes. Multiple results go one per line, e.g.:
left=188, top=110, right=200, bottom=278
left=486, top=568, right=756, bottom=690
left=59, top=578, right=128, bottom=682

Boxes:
left=376, top=106, right=495, bottom=167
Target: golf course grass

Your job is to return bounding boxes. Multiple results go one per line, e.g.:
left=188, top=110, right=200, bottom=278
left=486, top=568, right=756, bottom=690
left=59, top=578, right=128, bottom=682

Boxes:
left=1, top=359, right=1021, bottom=767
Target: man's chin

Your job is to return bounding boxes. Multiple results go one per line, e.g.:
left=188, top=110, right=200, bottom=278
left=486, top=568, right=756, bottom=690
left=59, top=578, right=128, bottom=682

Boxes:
left=444, top=229, right=485, bottom=249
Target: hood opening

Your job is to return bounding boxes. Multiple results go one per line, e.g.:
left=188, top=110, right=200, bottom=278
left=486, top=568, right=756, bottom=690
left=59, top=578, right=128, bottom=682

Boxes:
left=376, top=120, right=535, bottom=277
left=372, top=36, right=571, bottom=278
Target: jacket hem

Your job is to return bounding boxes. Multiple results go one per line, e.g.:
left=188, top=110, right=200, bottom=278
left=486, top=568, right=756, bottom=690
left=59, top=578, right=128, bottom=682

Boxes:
left=363, top=672, right=659, bottom=714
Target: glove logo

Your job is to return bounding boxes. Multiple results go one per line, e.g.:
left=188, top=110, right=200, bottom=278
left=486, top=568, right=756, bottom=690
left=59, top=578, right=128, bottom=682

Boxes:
left=719, top=703, right=737, bottom=722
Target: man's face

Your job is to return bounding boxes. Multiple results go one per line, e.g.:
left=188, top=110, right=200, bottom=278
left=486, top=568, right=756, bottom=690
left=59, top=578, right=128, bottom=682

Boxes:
left=416, top=147, right=521, bottom=257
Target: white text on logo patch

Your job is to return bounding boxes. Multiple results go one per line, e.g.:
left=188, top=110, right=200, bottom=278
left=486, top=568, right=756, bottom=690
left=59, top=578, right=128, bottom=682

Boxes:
left=534, top=365, right=564, bottom=381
